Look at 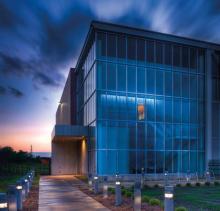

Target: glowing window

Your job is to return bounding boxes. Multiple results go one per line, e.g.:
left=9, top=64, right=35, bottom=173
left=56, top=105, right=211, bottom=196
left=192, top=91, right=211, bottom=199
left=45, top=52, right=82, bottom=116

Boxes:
left=137, top=104, right=145, bottom=120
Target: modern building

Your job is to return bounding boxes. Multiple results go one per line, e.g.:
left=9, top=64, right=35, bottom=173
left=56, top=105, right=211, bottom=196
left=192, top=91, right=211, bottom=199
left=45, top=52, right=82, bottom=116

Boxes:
left=51, top=21, right=220, bottom=178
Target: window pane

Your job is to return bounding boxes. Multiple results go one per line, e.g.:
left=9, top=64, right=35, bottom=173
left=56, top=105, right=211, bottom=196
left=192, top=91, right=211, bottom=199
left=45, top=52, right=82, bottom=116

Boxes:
left=156, top=151, right=164, bottom=173
left=182, top=99, right=189, bottom=123
left=165, top=151, right=173, bottom=172
left=127, top=66, right=136, bottom=92
left=182, top=46, right=189, bottom=68
left=173, top=151, right=181, bottom=173
left=137, top=122, right=145, bottom=149
left=182, top=124, right=189, bottom=150
left=156, top=42, right=163, bottom=64
left=146, top=97, right=155, bottom=121
left=146, top=40, right=154, bottom=63
left=117, top=64, right=126, bottom=91
left=127, top=37, right=136, bottom=62
left=107, top=63, right=116, bottom=90
left=107, top=34, right=116, bottom=58
left=147, top=68, right=155, bottom=94
left=182, top=151, right=189, bottom=172
left=173, top=125, right=181, bottom=150
left=190, top=126, right=197, bottom=150
left=190, top=101, right=197, bottom=123
left=165, top=124, right=172, bottom=150
left=137, top=67, right=145, bottom=93
left=173, top=45, right=181, bottom=67
left=165, top=97, right=172, bottom=122
left=97, top=62, right=106, bottom=89
left=190, top=75, right=197, bottom=99
left=156, top=97, right=164, bottom=122
left=173, top=99, right=181, bottom=123
left=165, top=71, right=172, bottom=96
left=147, top=123, right=155, bottom=150
left=173, top=73, right=181, bottom=97
left=137, top=39, right=145, bottom=62
left=190, top=48, right=197, bottom=69
left=165, top=43, right=172, bottom=65
left=182, top=74, right=189, bottom=98
left=147, top=151, right=155, bottom=173
left=117, top=35, right=126, bottom=59
left=156, top=123, right=164, bottom=150
left=97, top=33, right=106, bottom=58
left=156, top=70, right=163, bottom=95
left=127, top=95, right=136, bottom=120
left=198, top=49, right=205, bottom=73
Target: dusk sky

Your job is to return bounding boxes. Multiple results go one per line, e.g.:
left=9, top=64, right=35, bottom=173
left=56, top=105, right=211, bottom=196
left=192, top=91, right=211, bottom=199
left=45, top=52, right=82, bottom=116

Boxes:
left=0, top=0, right=220, bottom=152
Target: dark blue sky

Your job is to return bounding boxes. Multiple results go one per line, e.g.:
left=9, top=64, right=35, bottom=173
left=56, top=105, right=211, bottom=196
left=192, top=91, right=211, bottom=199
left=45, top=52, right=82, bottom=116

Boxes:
left=0, top=0, right=220, bottom=151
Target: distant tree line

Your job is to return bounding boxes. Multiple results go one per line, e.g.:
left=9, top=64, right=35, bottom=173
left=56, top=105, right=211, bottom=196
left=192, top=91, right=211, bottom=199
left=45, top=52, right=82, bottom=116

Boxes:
left=0, top=146, right=41, bottom=165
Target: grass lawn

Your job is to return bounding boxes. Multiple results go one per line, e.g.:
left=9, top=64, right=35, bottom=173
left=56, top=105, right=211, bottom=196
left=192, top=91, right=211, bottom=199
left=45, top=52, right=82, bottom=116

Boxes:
left=142, top=184, right=220, bottom=210
left=0, top=175, right=21, bottom=192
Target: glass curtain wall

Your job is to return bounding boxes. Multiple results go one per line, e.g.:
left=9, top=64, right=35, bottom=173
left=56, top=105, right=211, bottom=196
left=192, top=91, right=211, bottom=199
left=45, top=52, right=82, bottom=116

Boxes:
left=212, top=52, right=220, bottom=164
left=96, top=31, right=205, bottom=175
left=76, top=38, right=96, bottom=174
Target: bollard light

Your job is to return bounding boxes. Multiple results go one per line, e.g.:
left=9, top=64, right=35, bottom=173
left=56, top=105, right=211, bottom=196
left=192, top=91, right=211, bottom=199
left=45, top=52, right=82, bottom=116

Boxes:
left=103, top=176, right=108, bottom=199
left=115, top=176, right=122, bottom=206
left=134, top=180, right=141, bottom=211
left=164, top=193, right=173, bottom=198
left=164, top=185, right=174, bottom=211
left=16, top=186, right=22, bottom=190
left=93, top=176, right=99, bottom=194
left=0, top=203, right=7, bottom=208
left=16, top=180, right=23, bottom=210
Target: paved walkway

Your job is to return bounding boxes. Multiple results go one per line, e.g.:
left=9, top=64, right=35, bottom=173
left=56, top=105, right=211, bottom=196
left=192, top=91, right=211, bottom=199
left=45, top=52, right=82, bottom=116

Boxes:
left=39, top=175, right=109, bottom=211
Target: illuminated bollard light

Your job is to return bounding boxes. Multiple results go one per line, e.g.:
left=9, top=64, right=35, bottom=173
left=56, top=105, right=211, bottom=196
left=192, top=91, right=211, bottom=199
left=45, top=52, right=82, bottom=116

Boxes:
left=21, top=178, right=28, bottom=199
left=93, top=176, right=99, bottom=194
left=115, top=180, right=122, bottom=206
left=0, top=193, right=8, bottom=211
left=134, top=181, right=141, bottom=211
left=88, top=174, right=93, bottom=191
left=206, top=171, right=211, bottom=182
left=7, top=185, right=17, bottom=211
left=164, top=185, right=174, bottom=211
left=16, top=181, right=23, bottom=211
left=103, top=176, right=108, bottom=199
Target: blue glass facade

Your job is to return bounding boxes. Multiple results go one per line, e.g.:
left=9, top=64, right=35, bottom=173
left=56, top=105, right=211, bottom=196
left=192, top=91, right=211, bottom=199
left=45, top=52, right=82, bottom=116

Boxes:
left=79, top=31, right=206, bottom=176
left=74, top=23, right=220, bottom=176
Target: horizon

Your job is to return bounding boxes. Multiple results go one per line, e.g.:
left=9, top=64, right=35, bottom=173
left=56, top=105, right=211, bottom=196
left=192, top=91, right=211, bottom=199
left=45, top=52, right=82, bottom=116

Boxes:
left=1, top=0, right=220, bottom=152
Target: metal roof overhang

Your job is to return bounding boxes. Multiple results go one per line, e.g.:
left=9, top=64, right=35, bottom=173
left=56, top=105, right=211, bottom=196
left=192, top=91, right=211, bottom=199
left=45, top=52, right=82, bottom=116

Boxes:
left=51, top=125, right=88, bottom=143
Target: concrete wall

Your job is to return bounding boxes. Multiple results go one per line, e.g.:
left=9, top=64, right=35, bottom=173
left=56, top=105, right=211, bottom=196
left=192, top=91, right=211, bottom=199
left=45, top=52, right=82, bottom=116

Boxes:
left=51, top=140, right=88, bottom=175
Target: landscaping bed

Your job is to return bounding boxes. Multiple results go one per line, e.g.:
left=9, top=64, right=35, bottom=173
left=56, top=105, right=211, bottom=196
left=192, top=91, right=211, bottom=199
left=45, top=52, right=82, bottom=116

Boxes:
left=77, top=180, right=162, bottom=211
left=23, top=175, right=40, bottom=211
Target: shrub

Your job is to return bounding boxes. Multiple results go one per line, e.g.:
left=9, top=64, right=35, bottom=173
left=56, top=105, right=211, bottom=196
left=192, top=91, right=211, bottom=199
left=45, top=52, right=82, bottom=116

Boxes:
left=125, top=191, right=132, bottom=197
left=175, top=206, right=188, bottom=211
left=154, top=184, right=159, bottom=188
left=176, top=183, right=181, bottom=187
left=121, top=189, right=126, bottom=195
left=108, top=187, right=115, bottom=194
left=205, top=181, right=210, bottom=186
left=214, top=181, right=220, bottom=186
left=149, top=198, right=161, bottom=206
left=186, top=183, right=191, bottom=187
left=142, top=195, right=151, bottom=203
left=195, top=182, right=201, bottom=186
left=121, top=185, right=125, bottom=189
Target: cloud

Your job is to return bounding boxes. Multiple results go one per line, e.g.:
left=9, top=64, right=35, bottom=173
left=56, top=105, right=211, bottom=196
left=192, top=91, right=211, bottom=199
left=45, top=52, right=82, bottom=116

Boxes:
left=33, top=72, right=61, bottom=88
left=8, top=87, right=24, bottom=98
left=0, top=86, right=6, bottom=95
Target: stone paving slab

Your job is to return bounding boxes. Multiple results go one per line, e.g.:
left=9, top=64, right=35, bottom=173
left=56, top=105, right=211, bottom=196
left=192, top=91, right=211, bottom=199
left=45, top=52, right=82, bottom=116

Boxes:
left=39, top=175, right=109, bottom=211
